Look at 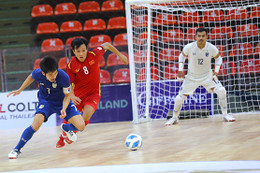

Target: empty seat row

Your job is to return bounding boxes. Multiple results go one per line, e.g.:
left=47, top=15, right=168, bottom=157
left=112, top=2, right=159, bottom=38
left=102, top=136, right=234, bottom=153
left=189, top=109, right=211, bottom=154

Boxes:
left=134, top=8, right=260, bottom=26
left=32, top=0, right=124, bottom=18
left=41, top=34, right=128, bottom=52
left=135, top=24, right=259, bottom=45
left=36, top=17, right=126, bottom=34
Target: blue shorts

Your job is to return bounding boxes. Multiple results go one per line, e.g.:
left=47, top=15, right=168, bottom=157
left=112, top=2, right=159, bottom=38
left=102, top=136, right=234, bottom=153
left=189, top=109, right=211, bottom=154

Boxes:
left=35, top=100, right=81, bottom=122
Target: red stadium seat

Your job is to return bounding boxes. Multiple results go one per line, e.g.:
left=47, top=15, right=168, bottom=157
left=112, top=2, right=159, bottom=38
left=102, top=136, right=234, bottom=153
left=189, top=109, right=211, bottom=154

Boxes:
left=88, top=35, right=112, bottom=49
left=83, top=19, right=106, bottom=31
left=55, top=3, right=77, bottom=15
left=230, top=43, right=254, bottom=57
left=153, top=13, right=177, bottom=26
left=242, top=58, right=260, bottom=74
left=229, top=61, right=237, bottom=76
left=58, top=57, right=68, bottom=70
left=185, top=27, right=199, bottom=41
left=202, top=10, right=224, bottom=22
left=215, top=45, right=226, bottom=57
left=107, top=16, right=126, bottom=30
left=162, top=29, right=184, bottom=43
left=226, top=8, right=249, bottom=20
left=65, top=36, right=86, bottom=46
left=134, top=51, right=155, bottom=64
left=60, top=21, right=82, bottom=33
left=178, top=12, right=200, bottom=24
left=194, top=0, right=218, bottom=4
left=98, top=56, right=105, bottom=68
left=100, top=69, right=111, bottom=84
left=107, top=52, right=128, bottom=67
left=210, top=26, right=233, bottom=39
left=137, top=31, right=158, bottom=45
left=137, top=66, right=159, bottom=82
left=172, top=0, right=194, bottom=5
left=251, top=6, right=260, bottom=18
left=31, top=4, right=53, bottom=18
left=164, top=64, right=179, bottom=79
left=160, top=48, right=180, bottom=62
left=33, top=58, right=42, bottom=70
left=236, top=24, right=258, bottom=37
left=41, top=38, right=64, bottom=53
left=78, top=1, right=100, bottom=14
left=101, top=0, right=124, bottom=12
left=132, top=15, right=148, bottom=27
left=113, top=33, right=128, bottom=47
left=218, top=61, right=228, bottom=76
left=36, top=22, right=59, bottom=34
left=112, top=68, right=130, bottom=84
left=255, top=42, right=260, bottom=55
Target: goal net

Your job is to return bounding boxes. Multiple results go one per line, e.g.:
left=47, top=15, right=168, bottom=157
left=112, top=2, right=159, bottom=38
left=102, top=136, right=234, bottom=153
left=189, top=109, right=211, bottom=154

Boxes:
left=125, top=0, right=260, bottom=123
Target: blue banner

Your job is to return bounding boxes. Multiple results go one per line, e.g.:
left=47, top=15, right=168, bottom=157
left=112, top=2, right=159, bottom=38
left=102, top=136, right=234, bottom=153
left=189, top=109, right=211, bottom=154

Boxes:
left=136, top=80, right=213, bottom=119
left=56, top=84, right=133, bottom=125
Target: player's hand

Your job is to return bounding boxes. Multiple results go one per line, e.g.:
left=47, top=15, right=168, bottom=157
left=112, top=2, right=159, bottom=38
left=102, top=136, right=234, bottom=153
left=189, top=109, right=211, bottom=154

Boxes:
left=60, top=109, right=67, bottom=119
left=7, top=90, right=22, bottom=97
left=71, top=95, right=81, bottom=105
left=177, top=71, right=185, bottom=82
left=213, top=72, right=218, bottom=78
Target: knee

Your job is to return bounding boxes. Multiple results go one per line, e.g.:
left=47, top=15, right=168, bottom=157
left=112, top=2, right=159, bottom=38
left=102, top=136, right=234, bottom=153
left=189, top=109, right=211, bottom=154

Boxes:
left=214, top=86, right=226, bottom=98
left=77, top=122, right=85, bottom=131
left=31, top=122, right=42, bottom=131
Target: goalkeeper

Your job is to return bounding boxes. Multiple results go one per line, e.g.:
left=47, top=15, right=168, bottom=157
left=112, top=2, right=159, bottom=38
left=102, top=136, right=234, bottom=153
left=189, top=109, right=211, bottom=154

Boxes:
left=166, top=28, right=235, bottom=126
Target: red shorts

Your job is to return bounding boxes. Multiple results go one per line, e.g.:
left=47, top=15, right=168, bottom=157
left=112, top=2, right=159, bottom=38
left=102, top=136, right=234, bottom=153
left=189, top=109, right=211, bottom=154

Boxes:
left=76, top=94, right=101, bottom=112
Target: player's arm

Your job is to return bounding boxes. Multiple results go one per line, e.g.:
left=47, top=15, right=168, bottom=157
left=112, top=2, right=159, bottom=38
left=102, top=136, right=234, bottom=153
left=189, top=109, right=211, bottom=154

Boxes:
left=101, top=42, right=129, bottom=64
left=213, top=53, right=222, bottom=77
left=60, top=86, right=72, bottom=119
left=177, top=52, right=187, bottom=81
left=7, top=74, right=34, bottom=97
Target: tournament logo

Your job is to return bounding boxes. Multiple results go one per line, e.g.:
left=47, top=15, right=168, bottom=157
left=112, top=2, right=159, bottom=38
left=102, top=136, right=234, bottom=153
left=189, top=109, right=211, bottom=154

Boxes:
left=205, top=52, right=209, bottom=57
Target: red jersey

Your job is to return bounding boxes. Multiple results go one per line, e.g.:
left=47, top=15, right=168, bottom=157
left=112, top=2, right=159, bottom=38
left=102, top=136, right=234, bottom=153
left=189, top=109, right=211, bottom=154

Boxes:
left=66, top=46, right=105, bottom=99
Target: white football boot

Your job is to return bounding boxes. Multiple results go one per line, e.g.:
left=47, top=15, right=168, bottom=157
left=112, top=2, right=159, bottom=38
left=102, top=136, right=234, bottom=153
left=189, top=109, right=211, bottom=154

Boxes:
left=165, top=116, right=179, bottom=126
left=8, top=149, right=21, bottom=159
left=61, top=124, right=77, bottom=142
left=223, top=114, right=236, bottom=122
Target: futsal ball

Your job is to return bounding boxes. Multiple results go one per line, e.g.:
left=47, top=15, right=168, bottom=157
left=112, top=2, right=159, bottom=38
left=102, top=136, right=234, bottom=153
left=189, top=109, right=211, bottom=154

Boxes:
left=125, top=133, right=142, bottom=151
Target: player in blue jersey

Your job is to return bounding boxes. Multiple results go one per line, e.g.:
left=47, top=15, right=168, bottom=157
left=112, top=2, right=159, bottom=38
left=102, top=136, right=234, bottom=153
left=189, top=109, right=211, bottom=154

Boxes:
left=7, top=56, right=85, bottom=159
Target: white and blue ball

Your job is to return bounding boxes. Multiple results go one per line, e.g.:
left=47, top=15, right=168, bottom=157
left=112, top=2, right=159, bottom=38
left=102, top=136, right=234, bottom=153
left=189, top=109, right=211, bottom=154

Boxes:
left=125, top=133, right=142, bottom=151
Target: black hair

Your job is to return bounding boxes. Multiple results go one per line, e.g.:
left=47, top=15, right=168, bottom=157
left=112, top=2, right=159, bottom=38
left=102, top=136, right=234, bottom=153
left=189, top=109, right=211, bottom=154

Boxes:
left=39, top=56, right=58, bottom=74
left=195, top=28, right=208, bottom=35
left=70, top=38, right=88, bottom=50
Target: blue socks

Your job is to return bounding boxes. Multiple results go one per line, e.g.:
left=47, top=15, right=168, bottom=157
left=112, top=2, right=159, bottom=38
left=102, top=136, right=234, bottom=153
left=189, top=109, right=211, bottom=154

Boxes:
left=62, top=123, right=79, bottom=131
left=15, top=126, right=36, bottom=151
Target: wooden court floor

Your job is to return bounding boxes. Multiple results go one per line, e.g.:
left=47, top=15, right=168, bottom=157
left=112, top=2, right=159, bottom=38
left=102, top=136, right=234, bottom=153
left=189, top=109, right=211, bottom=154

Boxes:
left=0, top=114, right=260, bottom=172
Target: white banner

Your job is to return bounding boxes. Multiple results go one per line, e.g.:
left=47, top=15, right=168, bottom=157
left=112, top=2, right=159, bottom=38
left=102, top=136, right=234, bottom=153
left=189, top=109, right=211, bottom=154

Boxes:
left=0, top=90, right=56, bottom=130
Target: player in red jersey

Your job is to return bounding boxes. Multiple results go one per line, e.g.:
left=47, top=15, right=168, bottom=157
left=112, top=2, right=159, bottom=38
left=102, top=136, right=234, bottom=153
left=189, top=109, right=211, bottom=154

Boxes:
left=56, top=38, right=128, bottom=148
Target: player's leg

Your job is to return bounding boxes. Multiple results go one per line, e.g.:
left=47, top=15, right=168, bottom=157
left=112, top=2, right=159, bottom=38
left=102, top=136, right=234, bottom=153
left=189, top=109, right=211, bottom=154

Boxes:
left=204, top=77, right=235, bottom=122
left=166, top=78, right=198, bottom=126
left=60, top=102, right=85, bottom=142
left=8, top=113, right=45, bottom=159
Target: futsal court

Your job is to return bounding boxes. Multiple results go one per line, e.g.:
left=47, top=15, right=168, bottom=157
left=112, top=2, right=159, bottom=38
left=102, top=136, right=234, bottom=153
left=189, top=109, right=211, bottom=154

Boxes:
left=1, top=114, right=260, bottom=173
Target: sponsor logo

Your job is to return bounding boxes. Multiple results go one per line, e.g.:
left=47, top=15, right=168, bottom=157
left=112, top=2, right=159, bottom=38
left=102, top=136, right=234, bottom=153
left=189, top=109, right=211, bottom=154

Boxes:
left=39, top=105, right=44, bottom=109
left=0, top=104, right=6, bottom=113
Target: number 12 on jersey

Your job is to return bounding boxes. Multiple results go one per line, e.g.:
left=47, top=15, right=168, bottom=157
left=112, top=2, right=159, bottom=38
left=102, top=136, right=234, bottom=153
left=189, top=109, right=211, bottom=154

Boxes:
left=198, top=58, right=204, bottom=65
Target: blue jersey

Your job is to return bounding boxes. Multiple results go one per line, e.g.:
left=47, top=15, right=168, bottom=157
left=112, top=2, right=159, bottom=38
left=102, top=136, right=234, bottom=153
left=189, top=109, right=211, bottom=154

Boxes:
left=31, top=69, right=71, bottom=105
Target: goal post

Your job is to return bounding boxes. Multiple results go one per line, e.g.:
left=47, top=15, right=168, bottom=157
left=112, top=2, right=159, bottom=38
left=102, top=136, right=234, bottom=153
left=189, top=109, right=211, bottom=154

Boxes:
left=126, top=0, right=260, bottom=124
